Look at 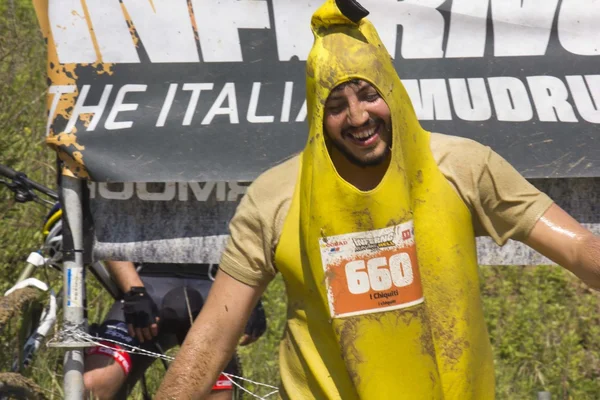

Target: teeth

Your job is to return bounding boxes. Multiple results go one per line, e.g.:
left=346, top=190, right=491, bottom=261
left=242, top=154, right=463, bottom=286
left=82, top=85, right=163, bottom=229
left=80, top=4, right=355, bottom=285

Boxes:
left=350, top=127, right=375, bottom=139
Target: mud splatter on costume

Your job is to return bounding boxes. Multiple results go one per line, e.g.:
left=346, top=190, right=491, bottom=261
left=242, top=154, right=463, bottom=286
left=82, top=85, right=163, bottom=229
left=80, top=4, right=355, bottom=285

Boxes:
left=274, top=0, right=494, bottom=398
left=220, top=0, right=553, bottom=398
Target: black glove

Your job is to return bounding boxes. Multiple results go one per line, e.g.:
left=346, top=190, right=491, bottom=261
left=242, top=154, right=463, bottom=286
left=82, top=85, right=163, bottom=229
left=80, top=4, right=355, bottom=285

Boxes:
left=244, top=299, right=267, bottom=340
left=122, top=287, right=159, bottom=341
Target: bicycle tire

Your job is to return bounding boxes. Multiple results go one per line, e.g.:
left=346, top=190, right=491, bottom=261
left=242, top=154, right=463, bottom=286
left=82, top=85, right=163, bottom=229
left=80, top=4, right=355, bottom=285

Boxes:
left=0, top=287, right=44, bottom=332
left=0, top=372, right=47, bottom=399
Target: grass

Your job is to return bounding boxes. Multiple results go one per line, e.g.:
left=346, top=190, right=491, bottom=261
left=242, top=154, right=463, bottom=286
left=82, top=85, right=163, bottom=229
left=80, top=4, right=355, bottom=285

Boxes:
left=482, top=266, right=600, bottom=399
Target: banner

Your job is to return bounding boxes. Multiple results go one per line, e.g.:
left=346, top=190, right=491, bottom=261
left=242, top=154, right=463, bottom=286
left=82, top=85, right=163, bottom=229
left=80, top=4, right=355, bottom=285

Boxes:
left=88, top=178, right=600, bottom=264
left=89, top=181, right=246, bottom=263
left=36, top=0, right=599, bottom=181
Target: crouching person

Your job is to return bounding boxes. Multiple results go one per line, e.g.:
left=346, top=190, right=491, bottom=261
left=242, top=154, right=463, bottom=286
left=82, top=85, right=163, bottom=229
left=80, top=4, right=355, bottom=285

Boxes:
left=84, top=261, right=266, bottom=399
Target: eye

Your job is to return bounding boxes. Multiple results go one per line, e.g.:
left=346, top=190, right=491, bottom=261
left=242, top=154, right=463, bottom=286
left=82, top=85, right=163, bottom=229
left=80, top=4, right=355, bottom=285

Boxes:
left=325, top=102, right=345, bottom=115
left=364, top=92, right=380, bottom=102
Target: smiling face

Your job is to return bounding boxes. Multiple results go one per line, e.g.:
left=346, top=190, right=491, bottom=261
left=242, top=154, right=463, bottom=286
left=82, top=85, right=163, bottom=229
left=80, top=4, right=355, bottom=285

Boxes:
left=323, top=80, right=392, bottom=167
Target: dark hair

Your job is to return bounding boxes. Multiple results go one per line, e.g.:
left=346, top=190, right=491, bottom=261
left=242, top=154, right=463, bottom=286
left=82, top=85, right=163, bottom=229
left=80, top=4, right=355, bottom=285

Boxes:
left=330, top=79, right=363, bottom=93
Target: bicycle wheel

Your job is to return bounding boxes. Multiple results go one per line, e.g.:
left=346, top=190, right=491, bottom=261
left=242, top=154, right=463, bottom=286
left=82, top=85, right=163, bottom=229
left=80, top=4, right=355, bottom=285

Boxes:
left=0, top=372, right=47, bottom=399
left=0, top=287, right=45, bottom=372
left=0, top=287, right=44, bottom=332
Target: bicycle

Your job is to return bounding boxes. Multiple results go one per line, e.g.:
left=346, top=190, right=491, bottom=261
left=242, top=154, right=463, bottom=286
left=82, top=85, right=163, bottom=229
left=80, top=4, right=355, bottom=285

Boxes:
left=0, top=164, right=119, bottom=399
left=0, top=164, right=276, bottom=400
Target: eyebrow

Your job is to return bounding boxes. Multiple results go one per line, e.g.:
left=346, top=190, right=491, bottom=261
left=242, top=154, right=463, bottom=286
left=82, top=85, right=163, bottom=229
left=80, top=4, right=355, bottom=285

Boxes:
left=326, top=82, right=374, bottom=103
left=356, top=84, right=374, bottom=93
left=326, top=93, right=345, bottom=102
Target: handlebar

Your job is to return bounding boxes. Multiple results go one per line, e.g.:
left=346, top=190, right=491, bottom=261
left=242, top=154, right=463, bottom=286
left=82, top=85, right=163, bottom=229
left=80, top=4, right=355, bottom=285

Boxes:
left=0, top=164, right=17, bottom=179
left=0, top=164, right=58, bottom=202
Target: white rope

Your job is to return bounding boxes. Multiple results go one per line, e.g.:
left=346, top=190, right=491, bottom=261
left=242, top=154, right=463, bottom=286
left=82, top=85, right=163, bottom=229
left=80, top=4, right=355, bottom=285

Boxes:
left=183, top=287, right=194, bottom=327
left=48, top=326, right=279, bottom=399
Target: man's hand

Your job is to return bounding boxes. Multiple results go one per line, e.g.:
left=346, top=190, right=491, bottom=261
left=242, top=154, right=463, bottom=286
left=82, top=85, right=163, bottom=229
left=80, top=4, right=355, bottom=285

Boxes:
left=122, top=286, right=160, bottom=343
left=239, top=299, right=267, bottom=346
left=104, top=261, right=159, bottom=342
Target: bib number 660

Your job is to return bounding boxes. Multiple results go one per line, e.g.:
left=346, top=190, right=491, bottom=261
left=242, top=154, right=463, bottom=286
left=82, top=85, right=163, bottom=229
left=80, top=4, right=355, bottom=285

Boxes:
left=345, top=253, right=414, bottom=294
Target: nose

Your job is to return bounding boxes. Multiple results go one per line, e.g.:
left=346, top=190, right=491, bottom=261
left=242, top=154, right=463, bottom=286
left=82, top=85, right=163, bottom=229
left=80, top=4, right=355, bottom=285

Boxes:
left=346, top=98, right=369, bottom=127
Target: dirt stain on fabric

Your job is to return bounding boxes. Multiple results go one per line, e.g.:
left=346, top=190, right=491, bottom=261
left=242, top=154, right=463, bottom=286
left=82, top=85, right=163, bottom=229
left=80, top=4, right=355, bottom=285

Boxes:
left=393, top=306, right=438, bottom=361
left=416, top=170, right=423, bottom=183
left=432, top=316, right=469, bottom=366
left=335, top=317, right=365, bottom=387
left=351, top=208, right=375, bottom=231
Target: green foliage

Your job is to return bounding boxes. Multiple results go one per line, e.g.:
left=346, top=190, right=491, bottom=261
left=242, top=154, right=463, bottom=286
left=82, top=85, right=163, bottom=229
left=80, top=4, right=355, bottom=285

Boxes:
left=0, top=1, right=61, bottom=398
left=0, top=0, right=54, bottom=293
left=237, top=275, right=287, bottom=398
left=481, top=265, right=600, bottom=399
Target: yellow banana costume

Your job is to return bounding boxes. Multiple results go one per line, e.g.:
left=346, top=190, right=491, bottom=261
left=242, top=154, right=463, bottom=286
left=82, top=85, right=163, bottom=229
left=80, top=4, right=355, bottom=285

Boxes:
left=274, top=0, right=495, bottom=398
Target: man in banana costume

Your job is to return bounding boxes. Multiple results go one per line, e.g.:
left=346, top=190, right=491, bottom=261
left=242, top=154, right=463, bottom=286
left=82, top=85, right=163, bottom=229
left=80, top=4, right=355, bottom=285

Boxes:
left=156, top=0, right=600, bottom=398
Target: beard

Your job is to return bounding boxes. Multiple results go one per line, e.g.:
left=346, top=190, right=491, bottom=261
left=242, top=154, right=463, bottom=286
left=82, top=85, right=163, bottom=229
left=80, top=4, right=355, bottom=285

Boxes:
left=327, top=119, right=392, bottom=167
left=328, top=138, right=391, bottom=167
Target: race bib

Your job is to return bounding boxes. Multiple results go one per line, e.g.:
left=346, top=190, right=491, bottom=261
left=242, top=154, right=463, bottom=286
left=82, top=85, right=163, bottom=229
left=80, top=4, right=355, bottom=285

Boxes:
left=319, top=221, right=424, bottom=318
